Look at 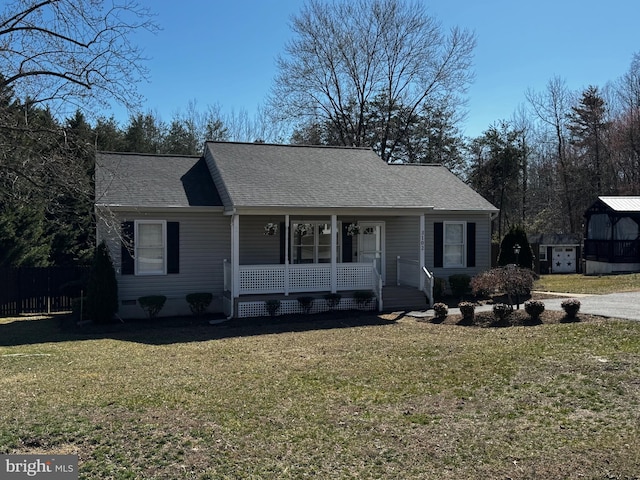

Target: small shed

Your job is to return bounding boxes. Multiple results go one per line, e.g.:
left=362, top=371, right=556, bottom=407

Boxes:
left=528, top=233, right=582, bottom=274
left=584, top=196, right=640, bottom=275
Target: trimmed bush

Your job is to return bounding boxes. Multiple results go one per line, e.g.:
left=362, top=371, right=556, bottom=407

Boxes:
left=449, top=274, right=471, bottom=299
left=138, top=295, right=167, bottom=319
left=458, top=301, right=475, bottom=323
left=492, top=303, right=513, bottom=325
left=186, top=292, right=213, bottom=316
left=86, top=241, right=118, bottom=324
left=297, top=296, right=314, bottom=314
left=524, top=300, right=545, bottom=323
left=433, top=302, right=448, bottom=319
left=324, top=293, right=341, bottom=310
left=353, top=290, right=375, bottom=309
left=561, top=298, right=581, bottom=320
left=266, top=299, right=281, bottom=317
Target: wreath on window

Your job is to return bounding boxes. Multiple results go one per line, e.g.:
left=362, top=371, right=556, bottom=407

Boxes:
left=347, top=223, right=361, bottom=236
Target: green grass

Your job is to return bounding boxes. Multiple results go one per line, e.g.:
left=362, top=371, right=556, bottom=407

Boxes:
left=1, top=313, right=640, bottom=479
left=535, top=272, right=640, bottom=294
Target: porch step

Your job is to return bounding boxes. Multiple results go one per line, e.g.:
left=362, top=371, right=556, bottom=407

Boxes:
left=382, top=286, right=429, bottom=312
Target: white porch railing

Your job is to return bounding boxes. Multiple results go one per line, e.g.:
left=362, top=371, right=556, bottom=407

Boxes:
left=396, top=256, right=420, bottom=287
left=396, top=256, right=434, bottom=307
left=422, top=266, right=434, bottom=307
left=224, top=260, right=377, bottom=295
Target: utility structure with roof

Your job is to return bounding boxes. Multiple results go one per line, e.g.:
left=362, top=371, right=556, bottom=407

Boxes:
left=584, top=196, right=640, bottom=275
left=95, top=142, right=498, bottom=319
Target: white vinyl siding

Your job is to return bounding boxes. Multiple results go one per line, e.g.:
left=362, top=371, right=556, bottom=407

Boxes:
left=99, top=210, right=229, bottom=319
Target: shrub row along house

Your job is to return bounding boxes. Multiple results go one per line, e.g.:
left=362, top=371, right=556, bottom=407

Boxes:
left=95, top=142, right=498, bottom=318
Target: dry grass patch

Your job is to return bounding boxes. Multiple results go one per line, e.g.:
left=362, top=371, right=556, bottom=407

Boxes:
left=1, top=312, right=639, bottom=479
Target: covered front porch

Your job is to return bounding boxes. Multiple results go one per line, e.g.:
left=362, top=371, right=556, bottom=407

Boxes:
left=222, top=212, right=434, bottom=318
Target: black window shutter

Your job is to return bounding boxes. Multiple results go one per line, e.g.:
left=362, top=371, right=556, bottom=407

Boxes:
left=167, top=222, right=180, bottom=274
left=466, top=222, right=476, bottom=267
left=121, top=221, right=135, bottom=275
left=434, top=222, right=443, bottom=268
left=342, top=224, right=353, bottom=262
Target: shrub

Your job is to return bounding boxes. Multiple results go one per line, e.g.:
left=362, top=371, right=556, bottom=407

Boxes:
left=86, top=241, right=118, bottom=324
left=138, top=295, right=167, bottom=319
left=458, top=301, right=475, bottom=323
left=324, top=293, right=341, bottom=310
left=492, top=303, right=513, bottom=325
left=498, top=225, right=534, bottom=269
left=433, top=302, right=448, bottom=319
left=265, top=299, right=281, bottom=317
left=186, top=292, right=213, bottom=316
left=471, top=267, right=535, bottom=308
left=433, top=278, right=446, bottom=302
left=561, top=298, right=581, bottom=320
left=353, top=290, right=374, bottom=309
left=449, top=274, right=471, bottom=299
left=524, top=300, right=545, bottom=322
left=297, top=296, right=314, bottom=314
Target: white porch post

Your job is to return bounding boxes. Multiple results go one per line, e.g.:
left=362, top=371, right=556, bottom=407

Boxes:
left=284, top=214, right=290, bottom=296
left=419, top=214, right=426, bottom=291
left=231, top=214, right=240, bottom=299
left=331, top=214, right=337, bottom=293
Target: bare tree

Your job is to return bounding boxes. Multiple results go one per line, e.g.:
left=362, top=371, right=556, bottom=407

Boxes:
left=0, top=0, right=156, bottom=115
left=526, top=77, right=578, bottom=232
left=270, top=0, right=475, bottom=162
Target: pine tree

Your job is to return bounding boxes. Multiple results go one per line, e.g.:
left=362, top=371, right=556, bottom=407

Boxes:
left=86, top=241, right=118, bottom=324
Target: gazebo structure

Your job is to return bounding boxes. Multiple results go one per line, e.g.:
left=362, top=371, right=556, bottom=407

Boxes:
left=583, top=196, right=640, bottom=275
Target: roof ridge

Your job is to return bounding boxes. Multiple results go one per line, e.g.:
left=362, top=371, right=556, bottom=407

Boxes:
left=97, top=151, right=202, bottom=158
left=204, top=140, right=373, bottom=151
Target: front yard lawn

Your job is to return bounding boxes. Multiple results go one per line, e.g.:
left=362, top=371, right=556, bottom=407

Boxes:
left=1, top=312, right=639, bottom=479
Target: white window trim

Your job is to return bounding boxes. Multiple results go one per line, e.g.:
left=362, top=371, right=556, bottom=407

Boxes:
left=291, top=220, right=341, bottom=264
left=135, top=220, right=167, bottom=276
left=443, top=221, right=466, bottom=268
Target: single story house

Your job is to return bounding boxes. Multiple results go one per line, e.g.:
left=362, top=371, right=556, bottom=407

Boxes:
left=584, top=196, right=640, bottom=275
left=95, top=141, right=498, bottom=318
left=528, top=233, right=582, bottom=274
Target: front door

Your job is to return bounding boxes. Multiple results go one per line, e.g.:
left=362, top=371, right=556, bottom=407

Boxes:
left=358, top=222, right=385, bottom=283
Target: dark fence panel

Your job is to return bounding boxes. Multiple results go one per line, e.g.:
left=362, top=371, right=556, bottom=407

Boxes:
left=0, top=266, right=90, bottom=317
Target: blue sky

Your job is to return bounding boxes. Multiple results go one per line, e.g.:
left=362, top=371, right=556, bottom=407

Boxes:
left=115, top=0, right=640, bottom=139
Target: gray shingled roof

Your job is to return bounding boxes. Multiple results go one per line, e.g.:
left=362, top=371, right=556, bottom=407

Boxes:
left=205, top=142, right=497, bottom=212
left=95, top=152, right=223, bottom=208
left=95, top=143, right=497, bottom=213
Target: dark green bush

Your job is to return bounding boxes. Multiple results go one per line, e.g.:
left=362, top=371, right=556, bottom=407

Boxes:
left=449, top=274, right=471, bottom=299
left=86, top=241, right=118, bottom=324
left=433, top=278, right=446, bottom=302
left=561, top=298, right=581, bottom=320
left=324, top=293, right=341, bottom=310
left=433, top=302, right=448, bottom=319
left=353, top=290, right=374, bottom=309
left=297, top=296, right=314, bottom=314
left=138, top=295, right=167, bottom=319
left=458, top=301, right=475, bottom=323
left=524, top=300, right=545, bottom=322
left=266, top=299, right=281, bottom=317
left=186, top=292, right=213, bottom=316
left=492, top=303, right=513, bottom=325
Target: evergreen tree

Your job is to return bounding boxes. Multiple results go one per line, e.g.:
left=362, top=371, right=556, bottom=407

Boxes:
left=497, top=225, right=533, bottom=269
left=86, top=241, right=118, bottom=324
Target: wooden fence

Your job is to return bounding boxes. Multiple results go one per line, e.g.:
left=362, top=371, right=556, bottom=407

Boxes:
left=0, top=266, right=91, bottom=317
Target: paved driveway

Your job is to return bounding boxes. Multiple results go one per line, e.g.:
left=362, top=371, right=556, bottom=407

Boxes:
left=540, top=291, right=640, bottom=321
